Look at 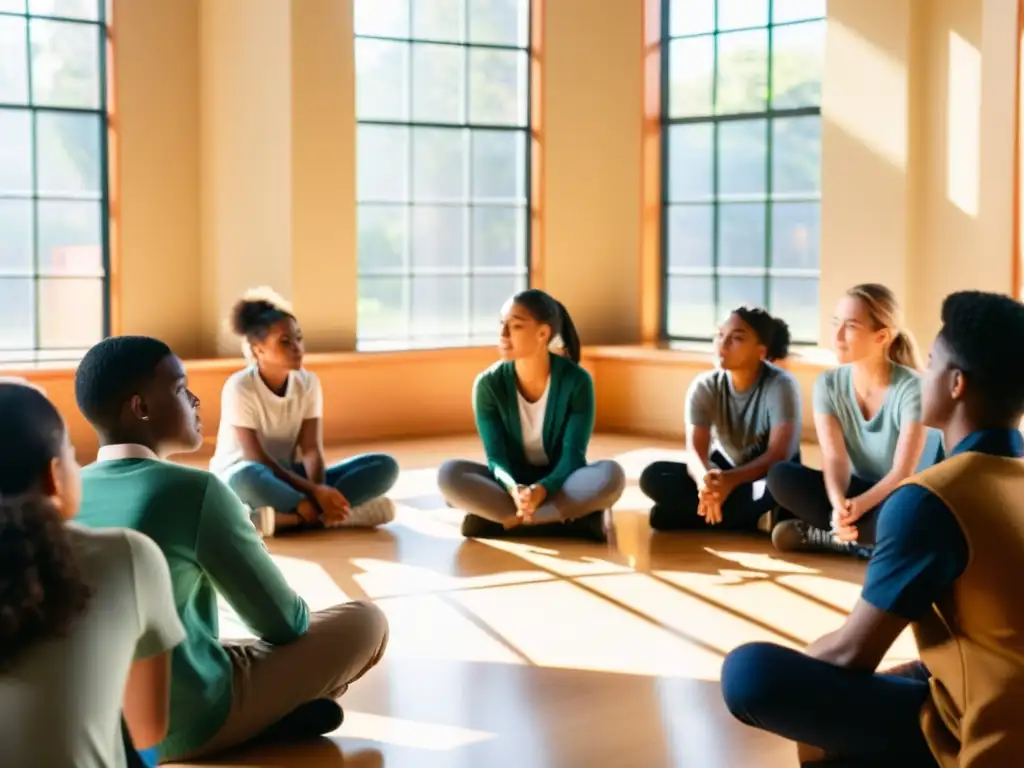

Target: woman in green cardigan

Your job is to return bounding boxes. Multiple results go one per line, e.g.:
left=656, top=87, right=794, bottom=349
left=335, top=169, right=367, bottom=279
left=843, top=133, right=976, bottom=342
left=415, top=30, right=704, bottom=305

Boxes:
left=438, top=289, right=626, bottom=542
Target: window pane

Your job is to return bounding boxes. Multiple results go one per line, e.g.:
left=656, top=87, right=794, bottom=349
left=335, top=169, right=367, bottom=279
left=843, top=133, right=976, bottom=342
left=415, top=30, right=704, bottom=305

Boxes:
left=718, top=118, right=766, bottom=197
left=36, top=111, right=102, bottom=195
left=468, top=48, right=527, bottom=126
left=471, top=273, right=524, bottom=334
left=716, top=29, right=768, bottom=114
left=718, top=202, right=765, bottom=268
left=717, top=0, right=769, bottom=31
left=770, top=277, right=818, bottom=342
left=0, top=16, right=29, bottom=105
left=666, top=204, right=713, bottom=269
left=412, top=0, right=465, bottom=42
left=38, top=276, right=102, bottom=348
left=0, top=200, right=33, bottom=276
left=29, top=0, right=100, bottom=19
left=771, top=201, right=819, bottom=270
left=358, top=277, right=407, bottom=340
left=667, top=36, right=714, bottom=118
left=719, top=276, right=765, bottom=318
left=0, top=109, right=33, bottom=193
left=411, top=276, right=466, bottom=337
left=30, top=19, right=101, bottom=109
left=773, top=0, right=826, bottom=23
left=411, top=205, right=467, bottom=269
left=412, top=128, right=467, bottom=202
left=0, top=278, right=34, bottom=350
left=37, top=199, right=102, bottom=275
left=772, top=115, right=820, bottom=195
left=772, top=21, right=824, bottom=109
left=412, top=43, right=464, bottom=123
left=358, top=204, right=406, bottom=273
left=0, top=1, right=25, bottom=12
left=354, top=0, right=409, bottom=37
left=357, top=125, right=408, bottom=201
left=355, top=40, right=409, bottom=121
left=471, top=206, right=524, bottom=269
left=468, top=0, right=529, bottom=47
left=667, top=123, right=713, bottom=202
left=669, top=0, right=714, bottom=36
left=471, top=129, right=525, bottom=201
left=667, top=276, right=715, bottom=338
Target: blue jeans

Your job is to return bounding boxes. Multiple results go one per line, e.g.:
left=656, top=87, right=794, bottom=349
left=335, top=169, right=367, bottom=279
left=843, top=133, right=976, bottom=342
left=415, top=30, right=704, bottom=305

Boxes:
left=721, top=643, right=938, bottom=766
left=222, top=453, right=400, bottom=512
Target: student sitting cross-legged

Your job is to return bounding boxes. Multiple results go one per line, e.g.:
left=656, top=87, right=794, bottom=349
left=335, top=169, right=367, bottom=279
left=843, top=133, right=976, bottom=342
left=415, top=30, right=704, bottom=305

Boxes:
left=721, top=291, right=1024, bottom=767
left=211, top=290, right=399, bottom=534
left=0, top=379, right=184, bottom=768
left=438, top=289, right=626, bottom=543
left=639, top=306, right=801, bottom=532
left=73, top=336, right=389, bottom=764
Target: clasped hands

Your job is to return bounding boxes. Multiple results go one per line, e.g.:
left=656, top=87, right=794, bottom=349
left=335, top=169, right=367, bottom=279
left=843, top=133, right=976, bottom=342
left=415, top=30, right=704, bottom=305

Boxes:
left=697, top=469, right=737, bottom=525
left=505, top=483, right=548, bottom=529
left=831, top=496, right=867, bottom=542
left=304, top=484, right=350, bottom=526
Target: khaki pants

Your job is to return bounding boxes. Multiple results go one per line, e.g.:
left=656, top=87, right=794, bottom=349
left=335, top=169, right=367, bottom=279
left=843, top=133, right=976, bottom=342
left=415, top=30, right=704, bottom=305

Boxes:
left=169, top=600, right=388, bottom=762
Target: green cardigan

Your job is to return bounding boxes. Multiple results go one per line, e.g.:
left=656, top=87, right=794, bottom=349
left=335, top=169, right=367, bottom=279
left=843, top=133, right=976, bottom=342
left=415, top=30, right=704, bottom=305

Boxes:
left=472, top=353, right=595, bottom=495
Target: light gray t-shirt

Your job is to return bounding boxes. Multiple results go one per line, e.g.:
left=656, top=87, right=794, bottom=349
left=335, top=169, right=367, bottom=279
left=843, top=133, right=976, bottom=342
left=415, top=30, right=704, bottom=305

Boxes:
left=813, top=363, right=922, bottom=483
left=685, top=362, right=802, bottom=467
left=0, top=522, right=185, bottom=768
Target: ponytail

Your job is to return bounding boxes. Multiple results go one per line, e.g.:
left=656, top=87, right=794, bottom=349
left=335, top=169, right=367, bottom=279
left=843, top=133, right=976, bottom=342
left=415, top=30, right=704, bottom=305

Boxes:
left=508, top=288, right=582, bottom=364
left=888, top=329, right=923, bottom=370
left=554, top=301, right=581, bottom=364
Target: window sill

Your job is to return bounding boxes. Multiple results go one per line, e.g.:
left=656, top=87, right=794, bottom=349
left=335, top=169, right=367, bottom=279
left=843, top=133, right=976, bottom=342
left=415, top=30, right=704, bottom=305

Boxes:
left=582, top=342, right=836, bottom=372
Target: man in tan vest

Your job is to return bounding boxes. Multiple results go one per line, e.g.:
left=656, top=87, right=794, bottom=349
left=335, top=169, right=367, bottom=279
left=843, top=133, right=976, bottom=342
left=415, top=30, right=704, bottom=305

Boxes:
left=720, top=290, right=1024, bottom=767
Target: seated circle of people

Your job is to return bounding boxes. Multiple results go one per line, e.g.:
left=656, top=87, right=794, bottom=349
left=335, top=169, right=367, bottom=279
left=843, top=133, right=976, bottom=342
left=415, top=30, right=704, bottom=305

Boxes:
left=0, top=379, right=184, bottom=768
left=210, top=289, right=400, bottom=535
left=639, top=306, right=802, bottom=532
left=721, top=290, right=1024, bottom=767
left=768, top=283, right=933, bottom=557
left=71, top=336, right=389, bottom=763
left=438, top=289, right=627, bottom=542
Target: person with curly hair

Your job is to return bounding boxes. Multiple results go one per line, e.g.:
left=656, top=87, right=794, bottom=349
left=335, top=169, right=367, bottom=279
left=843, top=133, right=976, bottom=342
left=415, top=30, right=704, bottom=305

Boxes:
left=638, top=306, right=801, bottom=532
left=0, top=379, right=184, bottom=768
left=73, top=335, right=388, bottom=764
left=722, top=291, right=1024, bottom=767
left=210, top=289, right=399, bottom=533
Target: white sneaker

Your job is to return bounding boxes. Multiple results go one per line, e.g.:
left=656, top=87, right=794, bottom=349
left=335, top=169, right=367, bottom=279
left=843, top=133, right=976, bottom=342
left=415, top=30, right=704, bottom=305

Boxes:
left=322, top=497, right=396, bottom=529
left=248, top=506, right=276, bottom=538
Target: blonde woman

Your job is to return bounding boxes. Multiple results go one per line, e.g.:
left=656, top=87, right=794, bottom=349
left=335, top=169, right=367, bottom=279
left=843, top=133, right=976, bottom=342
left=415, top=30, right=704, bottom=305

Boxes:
left=769, top=284, right=932, bottom=554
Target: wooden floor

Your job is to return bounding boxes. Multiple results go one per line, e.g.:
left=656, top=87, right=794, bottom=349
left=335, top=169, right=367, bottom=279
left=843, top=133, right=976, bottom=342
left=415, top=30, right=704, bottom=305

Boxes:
left=172, top=435, right=917, bottom=768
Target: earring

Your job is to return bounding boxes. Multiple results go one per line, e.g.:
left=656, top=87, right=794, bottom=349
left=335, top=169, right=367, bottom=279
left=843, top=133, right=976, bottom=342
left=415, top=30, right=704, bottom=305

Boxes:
left=141, top=415, right=150, bottom=421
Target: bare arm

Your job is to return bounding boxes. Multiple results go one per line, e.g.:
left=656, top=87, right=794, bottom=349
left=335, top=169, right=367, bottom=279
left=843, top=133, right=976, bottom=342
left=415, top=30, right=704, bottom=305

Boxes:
left=296, top=417, right=326, bottom=485
left=123, top=652, right=172, bottom=749
left=851, top=423, right=927, bottom=512
left=806, top=598, right=909, bottom=671
left=814, top=412, right=852, bottom=509
left=233, top=426, right=321, bottom=497
left=686, top=423, right=713, bottom=489
left=722, top=422, right=795, bottom=486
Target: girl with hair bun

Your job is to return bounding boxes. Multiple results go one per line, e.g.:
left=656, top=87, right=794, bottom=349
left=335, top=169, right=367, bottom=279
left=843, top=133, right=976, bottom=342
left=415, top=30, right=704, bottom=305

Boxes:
left=210, top=288, right=399, bottom=532
left=639, top=305, right=802, bottom=532
left=768, top=283, right=933, bottom=555
left=438, top=289, right=626, bottom=542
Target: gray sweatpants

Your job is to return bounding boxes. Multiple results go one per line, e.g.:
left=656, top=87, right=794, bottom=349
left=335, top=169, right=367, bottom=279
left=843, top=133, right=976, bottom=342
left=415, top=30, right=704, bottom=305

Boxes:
left=437, top=459, right=626, bottom=524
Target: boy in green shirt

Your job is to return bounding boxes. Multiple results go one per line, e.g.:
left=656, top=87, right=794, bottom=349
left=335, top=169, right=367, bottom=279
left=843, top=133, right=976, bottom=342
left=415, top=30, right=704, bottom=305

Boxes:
left=73, top=336, right=389, bottom=762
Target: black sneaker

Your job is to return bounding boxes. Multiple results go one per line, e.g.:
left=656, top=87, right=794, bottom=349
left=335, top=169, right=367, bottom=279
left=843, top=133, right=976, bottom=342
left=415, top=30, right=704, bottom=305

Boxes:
left=258, top=698, right=344, bottom=743
left=771, top=519, right=862, bottom=556
left=567, top=510, right=609, bottom=543
left=461, top=513, right=506, bottom=539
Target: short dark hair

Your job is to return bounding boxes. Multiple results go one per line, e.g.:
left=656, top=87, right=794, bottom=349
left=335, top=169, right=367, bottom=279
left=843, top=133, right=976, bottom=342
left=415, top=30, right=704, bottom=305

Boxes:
left=938, top=291, right=1024, bottom=419
left=511, top=289, right=582, bottom=364
left=0, top=381, right=91, bottom=669
left=732, top=306, right=791, bottom=362
left=230, top=290, right=295, bottom=343
left=75, top=336, right=174, bottom=428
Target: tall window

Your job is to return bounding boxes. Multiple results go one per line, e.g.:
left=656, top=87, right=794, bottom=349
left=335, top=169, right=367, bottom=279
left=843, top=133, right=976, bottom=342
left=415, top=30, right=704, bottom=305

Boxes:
left=354, top=0, right=531, bottom=350
left=0, top=0, right=109, bottom=364
left=662, top=0, right=825, bottom=343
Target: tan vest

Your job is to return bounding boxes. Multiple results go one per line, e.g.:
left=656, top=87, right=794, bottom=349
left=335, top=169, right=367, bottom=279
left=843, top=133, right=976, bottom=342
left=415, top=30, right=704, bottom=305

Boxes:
left=904, top=452, right=1024, bottom=767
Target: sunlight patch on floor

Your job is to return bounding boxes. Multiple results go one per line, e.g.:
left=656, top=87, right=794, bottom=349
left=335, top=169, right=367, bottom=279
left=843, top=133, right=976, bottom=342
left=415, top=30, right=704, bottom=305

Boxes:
left=336, top=712, right=497, bottom=751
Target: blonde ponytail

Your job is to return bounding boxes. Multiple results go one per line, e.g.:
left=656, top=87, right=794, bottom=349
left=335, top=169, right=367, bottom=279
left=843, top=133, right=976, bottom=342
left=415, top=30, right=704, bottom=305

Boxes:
left=887, top=329, right=922, bottom=370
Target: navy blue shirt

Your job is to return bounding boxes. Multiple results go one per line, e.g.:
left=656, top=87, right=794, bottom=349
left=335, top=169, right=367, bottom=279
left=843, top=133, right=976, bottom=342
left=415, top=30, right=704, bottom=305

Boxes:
left=862, top=428, right=1024, bottom=620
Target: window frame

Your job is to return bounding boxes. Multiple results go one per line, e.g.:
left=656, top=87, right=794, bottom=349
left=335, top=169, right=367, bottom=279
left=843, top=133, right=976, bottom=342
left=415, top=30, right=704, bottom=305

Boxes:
left=659, top=0, right=825, bottom=344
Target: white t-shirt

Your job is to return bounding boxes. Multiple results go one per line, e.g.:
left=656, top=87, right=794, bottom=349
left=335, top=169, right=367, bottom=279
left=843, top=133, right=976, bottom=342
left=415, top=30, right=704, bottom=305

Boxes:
left=517, top=379, right=550, bottom=466
left=210, top=366, right=324, bottom=476
left=0, top=522, right=184, bottom=768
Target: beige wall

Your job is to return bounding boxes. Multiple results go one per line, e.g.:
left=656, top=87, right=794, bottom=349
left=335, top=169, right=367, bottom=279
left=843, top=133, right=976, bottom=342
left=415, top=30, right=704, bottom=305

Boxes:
left=114, top=0, right=1019, bottom=357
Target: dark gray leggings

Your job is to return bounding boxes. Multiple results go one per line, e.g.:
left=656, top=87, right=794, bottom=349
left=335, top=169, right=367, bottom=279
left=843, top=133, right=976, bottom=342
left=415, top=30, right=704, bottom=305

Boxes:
left=437, top=459, right=626, bottom=524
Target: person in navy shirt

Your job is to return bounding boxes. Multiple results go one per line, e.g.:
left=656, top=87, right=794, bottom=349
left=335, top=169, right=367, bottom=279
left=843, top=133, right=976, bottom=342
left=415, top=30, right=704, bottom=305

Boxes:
left=719, top=291, right=1024, bottom=767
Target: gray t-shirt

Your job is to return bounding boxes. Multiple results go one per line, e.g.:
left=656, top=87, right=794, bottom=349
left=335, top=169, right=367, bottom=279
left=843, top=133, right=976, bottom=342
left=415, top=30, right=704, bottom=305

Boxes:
left=685, top=362, right=802, bottom=467
left=812, top=363, right=922, bottom=483
left=0, top=522, right=185, bottom=768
